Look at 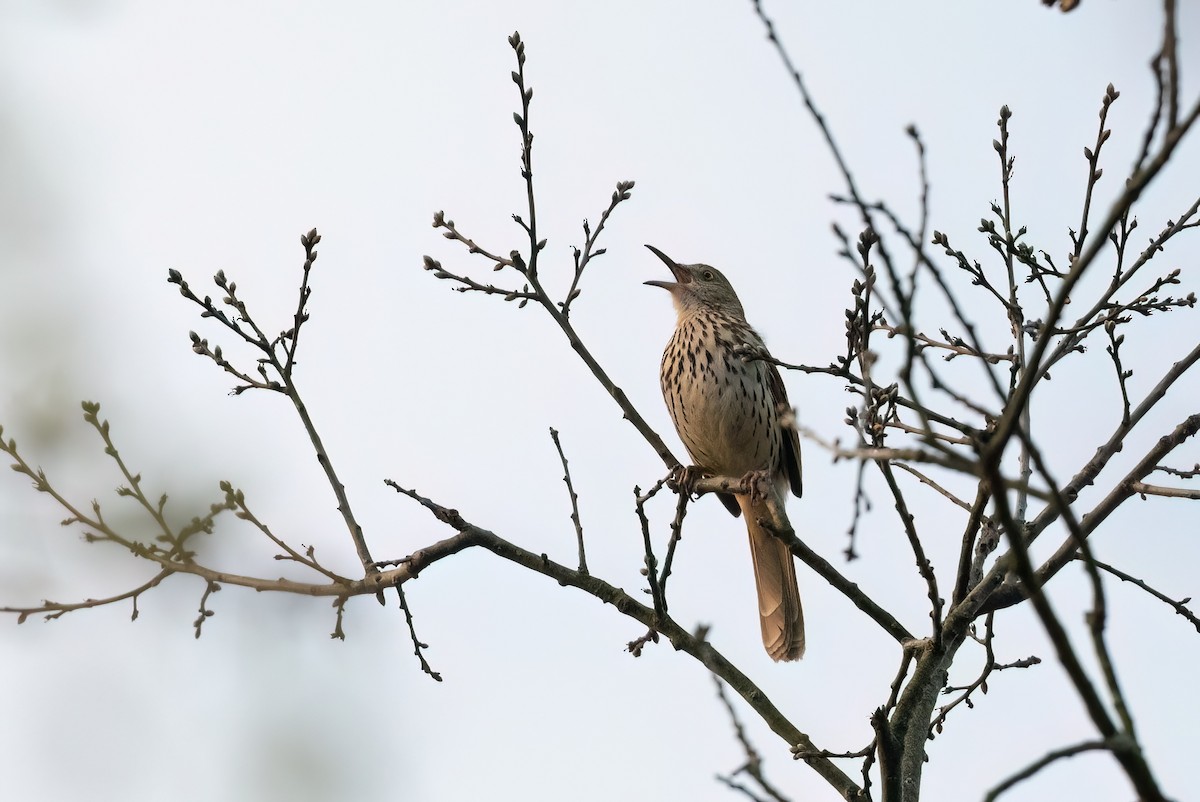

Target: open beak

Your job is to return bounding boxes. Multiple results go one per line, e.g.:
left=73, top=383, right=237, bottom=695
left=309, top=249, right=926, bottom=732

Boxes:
left=643, top=244, right=688, bottom=289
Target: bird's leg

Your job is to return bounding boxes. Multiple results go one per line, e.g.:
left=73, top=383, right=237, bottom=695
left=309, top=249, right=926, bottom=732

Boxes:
left=669, top=464, right=706, bottom=498
left=737, top=469, right=773, bottom=504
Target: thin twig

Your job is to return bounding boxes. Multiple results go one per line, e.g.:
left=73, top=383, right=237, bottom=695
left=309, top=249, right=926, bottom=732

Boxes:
left=984, top=740, right=1115, bottom=802
left=170, top=232, right=381, bottom=578
left=892, top=463, right=973, bottom=511
left=930, top=614, right=1041, bottom=737
left=394, top=573, right=442, bottom=681
left=659, top=482, right=689, bottom=593
left=562, top=182, right=635, bottom=315
left=225, top=482, right=351, bottom=583
left=714, top=676, right=793, bottom=802
left=3, top=569, right=171, bottom=623
left=425, top=38, right=676, bottom=474
left=1083, top=556, right=1200, bottom=633
left=549, top=427, right=588, bottom=573
left=633, top=484, right=667, bottom=623
left=986, top=91, right=1200, bottom=466
left=878, top=461, right=943, bottom=644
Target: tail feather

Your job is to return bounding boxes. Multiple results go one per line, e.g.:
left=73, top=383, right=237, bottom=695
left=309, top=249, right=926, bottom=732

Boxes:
left=740, top=497, right=805, bottom=661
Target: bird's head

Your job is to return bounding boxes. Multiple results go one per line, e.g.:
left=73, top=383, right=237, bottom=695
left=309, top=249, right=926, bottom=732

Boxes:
left=643, top=244, right=746, bottom=319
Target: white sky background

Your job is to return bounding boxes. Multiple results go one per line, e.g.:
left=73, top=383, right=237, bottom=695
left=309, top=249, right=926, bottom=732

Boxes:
left=1, top=2, right=1198, bottom=801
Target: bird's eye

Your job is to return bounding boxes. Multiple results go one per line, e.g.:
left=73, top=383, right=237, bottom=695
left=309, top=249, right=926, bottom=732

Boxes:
left=702, top=270, right=715, bottom=281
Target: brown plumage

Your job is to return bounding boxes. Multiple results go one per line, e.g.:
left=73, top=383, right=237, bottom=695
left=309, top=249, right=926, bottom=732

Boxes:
left=645, top=244, right=805, bottom=661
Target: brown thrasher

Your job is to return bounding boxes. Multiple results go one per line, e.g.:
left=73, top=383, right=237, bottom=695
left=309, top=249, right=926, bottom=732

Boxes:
left=645, top=245, right=805, bottom=661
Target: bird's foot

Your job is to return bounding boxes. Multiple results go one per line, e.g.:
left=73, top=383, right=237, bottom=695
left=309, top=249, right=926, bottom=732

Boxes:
left=669, top=464, right=706, bottom=498
left=738, top=469, right=773, bottom=503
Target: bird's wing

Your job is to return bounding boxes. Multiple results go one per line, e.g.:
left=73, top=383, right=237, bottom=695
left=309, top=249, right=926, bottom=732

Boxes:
left=767, top=360, right=803, bottom=498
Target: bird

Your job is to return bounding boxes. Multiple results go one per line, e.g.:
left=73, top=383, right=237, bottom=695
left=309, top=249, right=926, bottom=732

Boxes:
left=644, top=244, right=805, bottom=661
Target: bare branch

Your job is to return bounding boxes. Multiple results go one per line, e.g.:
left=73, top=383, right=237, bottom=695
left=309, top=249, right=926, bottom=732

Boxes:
left=1083, top=556, right=1200, bottom=633
left=984, top=740, right=1115, bottom=802
left=878, top=460, right=943, bottom=645
left=384, top=480, right=864, bottom=799
left=874, top=324, right=1014, bottom=364
left=986, top=93, right=1200, bottom=463
left=930, top=614, right=1042, bottom=737
left=393, top=565, right=442, bottom=682
left=892, top=462, right=973, bottom=511
left=193, top=580, right=220, bottom=638
left=691, top=475, right=914, bottom=647
left=1129, top=481, right=1200, bottom=499
left=227, top=482, right=351, bottom=583
left=2, top=569, right=171, bottom=623
left=980, top=442, right=1168, bottom=800
left=424, top=42, right=677, bottom=476
left=170, top=232, right=382, bottom=580
left=562, top=181, right=635, bottom=315
left=1154, top=462, right=1199, bottom=479
left=714, top=676, right=794, bottom=802
left=633, top=482, right=667, bottom=625
left=976, top=340, right=1200, bottom=615
left=549, top=427, right=588, bottom=573
left=1010, top=413, right=1200, bottom=606
left=659, top=484, right=690, bottom=594
left=799, top=426, right=1051, bottom=502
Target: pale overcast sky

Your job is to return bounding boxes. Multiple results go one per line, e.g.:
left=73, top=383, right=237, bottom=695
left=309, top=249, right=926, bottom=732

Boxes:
left=1, top=3, right=1198, bottom=801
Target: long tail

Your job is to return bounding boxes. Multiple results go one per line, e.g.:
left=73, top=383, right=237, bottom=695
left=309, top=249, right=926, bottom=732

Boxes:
left=739, top=495, right=805, bottom=661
